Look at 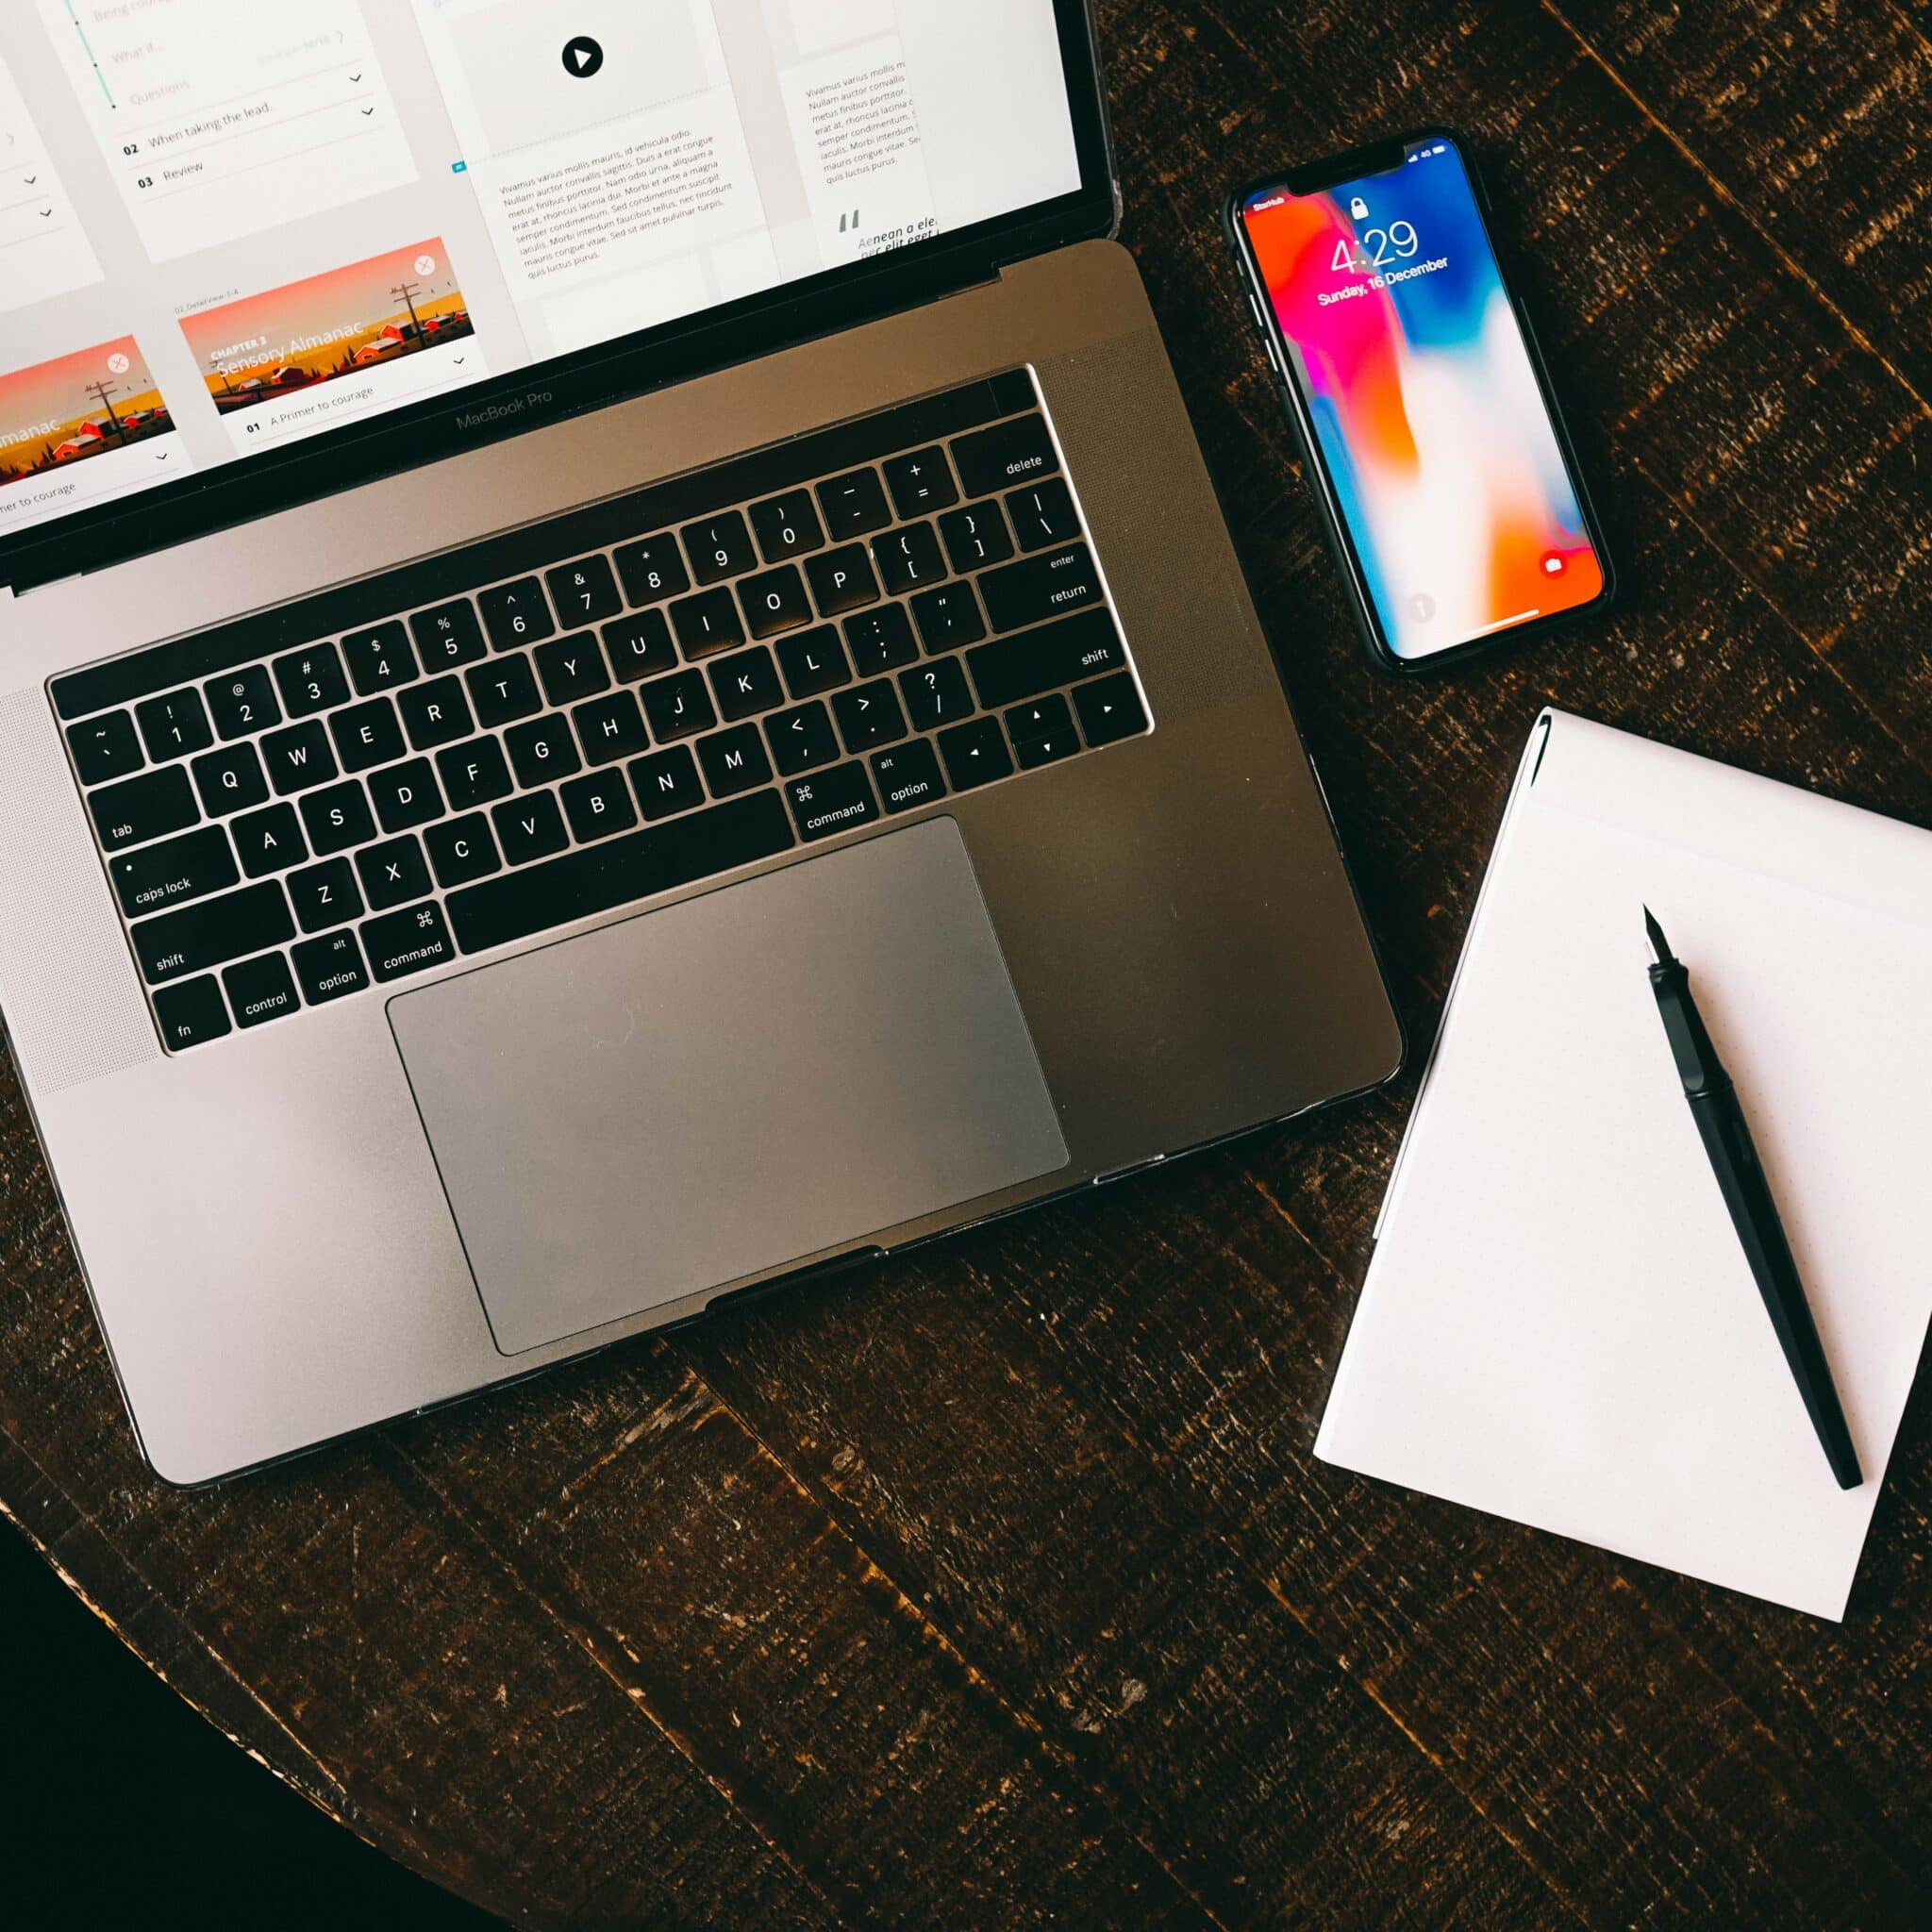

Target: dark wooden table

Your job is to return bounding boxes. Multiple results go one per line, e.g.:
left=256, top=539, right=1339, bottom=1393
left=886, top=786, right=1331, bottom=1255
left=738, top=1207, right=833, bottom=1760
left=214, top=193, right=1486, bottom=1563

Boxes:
left=5, top=3, right=1929, bottom=1924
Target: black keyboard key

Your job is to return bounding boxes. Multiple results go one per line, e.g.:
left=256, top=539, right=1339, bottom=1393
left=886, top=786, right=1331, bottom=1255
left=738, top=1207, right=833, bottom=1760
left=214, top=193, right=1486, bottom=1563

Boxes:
left=357, top=834, right=433, bottom=911
left=816, top=467, right=891, bottom=539
left=369, top=758, right=443, bottom=833
left=766, top=701, right=839, bottom=776
left=89, top=765, right=198, bottom=852
left=682, top=511, right=757, bottom=585
left=898, top=658, right=974, bottom=732
left=573, top=690, right=650, bottom=764
left=505, top=715, right=582, bottom=789
left=535, top=632, right=611, bottom=706
left=977, top=542, right=1102, bottom=633
left=785, top=762, right=879, bottom=842
left=446, top=791, right=794, bottom=956
left=831, top=679, right=908, bottom=754
left=740, top=563, right=811, bottom=639
left=425, top=813, right=502, bottom=887
left=602, top=609, right=678, bottom=683
left=260, top=720, right=338, bottom=795
left=134, top=689, right=212, bottom=762
left=874, top=523, right=946, bottom=596
left=614, top=533, right=691, bottom=605
left=409, top=599, right=486, bottom=670
left=190, top=741, right=269, bottom=816
left=464, top=655, right=541, bottom=730
left=966, top=608, right=1127, bottom=709
left=1073, top=670, right=1149, bottom=747
left=544, top=555, right=621, bottom=626
left=131, top=879, right=294, bottom=985
left=910, top=581, right=985, bottom=653
left=629, top=746, right=705, bottom=821
left=328, top=696, right=405, bottom=773
left=1007, top=477, right=1079, bottom=552
left=362, top=902, right=458, bottom=983
left=749, top=490, right=824, bottom=561
left=341, top=622, right=418, bottom=694
left=638, top=670, right=715, bottom=742
left=67, top=711, right=143, bottom=785
left=291, top=929, right=368, bottom=1006
left=153, top=974, right=231, bottom=1050
left=937, top=716, right=1014, bottom=791
left=205, top=665, right=281, bottom=741
left=938, top=501, right=1014, bottom=574
left=400, top=675, right=476, bottom=747
left=952, top=413, right=1058, bottom=499
left=870, top=740, right=946, bottom=814
left=436, top=736, right=514, bottom=811
left=288, top=858, right=364, bottom=933
left=804, top=544, right=879, bottom=616
left=696, top=723, right=774, bottom=797
left=231, top=803, right=306, bottom=876
left=1005, top=692, right=1073, bottom=744
left=108, top=825, right=239, bottom=919
left=491, top=791, right=570, bottom=867
left=883, top=446, right=958, bottom=519
left=561, top=769, right=638, bottom=842
left=478, top=576, right=554, bottom=651
left=272, top=644, right=348, bottom=718
left=670, top=587, right=744, bottom=660
left=842, top=604, right=920, bottom=676
left=298, top=779, right=375, bottom=857
left=1014, top=724, right=1080, bottom=770
left=223, top=952, right=300, bottom=1029
left=776, top=625, right=850, bottom=699
left=708, top=646, right=784, bottom=721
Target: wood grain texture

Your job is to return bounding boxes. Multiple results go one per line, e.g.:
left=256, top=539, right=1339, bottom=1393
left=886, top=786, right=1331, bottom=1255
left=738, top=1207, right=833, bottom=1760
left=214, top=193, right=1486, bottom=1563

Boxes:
left=3, top=3, right=1928, bottom=1924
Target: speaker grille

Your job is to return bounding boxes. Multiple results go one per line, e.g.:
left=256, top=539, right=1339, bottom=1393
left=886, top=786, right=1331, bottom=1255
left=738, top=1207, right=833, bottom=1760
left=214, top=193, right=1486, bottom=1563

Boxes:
left=0, top=688, right=158, bottom=1095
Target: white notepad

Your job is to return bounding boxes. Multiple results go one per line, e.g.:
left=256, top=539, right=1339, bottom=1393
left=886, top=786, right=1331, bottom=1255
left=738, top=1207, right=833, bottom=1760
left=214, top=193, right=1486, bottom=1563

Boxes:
left=1316, top=709, right=1932, bottom=1619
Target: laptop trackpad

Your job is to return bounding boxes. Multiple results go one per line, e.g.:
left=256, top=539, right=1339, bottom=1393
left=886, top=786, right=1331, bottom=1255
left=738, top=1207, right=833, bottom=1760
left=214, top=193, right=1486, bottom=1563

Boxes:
left=388, top=817, right=1068, bottom=1355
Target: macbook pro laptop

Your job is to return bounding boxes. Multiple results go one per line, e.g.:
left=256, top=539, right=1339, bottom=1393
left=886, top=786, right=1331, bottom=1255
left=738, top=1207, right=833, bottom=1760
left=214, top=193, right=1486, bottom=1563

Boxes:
left=0, top=0, right=1399, bottom=1482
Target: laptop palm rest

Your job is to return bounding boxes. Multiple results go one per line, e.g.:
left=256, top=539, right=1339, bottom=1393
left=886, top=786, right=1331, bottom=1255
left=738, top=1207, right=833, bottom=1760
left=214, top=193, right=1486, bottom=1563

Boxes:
left=387, top=817, right=1068, bottom=1355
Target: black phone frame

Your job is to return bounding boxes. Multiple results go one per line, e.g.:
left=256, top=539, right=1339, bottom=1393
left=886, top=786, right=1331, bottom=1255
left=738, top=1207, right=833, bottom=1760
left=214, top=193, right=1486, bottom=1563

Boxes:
left=1222, top=126, right=1614, bottom=675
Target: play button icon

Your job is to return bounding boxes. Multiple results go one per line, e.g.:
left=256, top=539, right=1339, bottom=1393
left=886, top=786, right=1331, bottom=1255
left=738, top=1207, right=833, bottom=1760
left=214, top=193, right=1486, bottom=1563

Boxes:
left=561, top=35, right=604, bottom=78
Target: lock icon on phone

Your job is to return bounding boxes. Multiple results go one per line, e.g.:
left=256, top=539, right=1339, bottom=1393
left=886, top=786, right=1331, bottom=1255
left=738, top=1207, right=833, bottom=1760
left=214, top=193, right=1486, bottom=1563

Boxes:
left=1349, top=196, right=1369, bottom=220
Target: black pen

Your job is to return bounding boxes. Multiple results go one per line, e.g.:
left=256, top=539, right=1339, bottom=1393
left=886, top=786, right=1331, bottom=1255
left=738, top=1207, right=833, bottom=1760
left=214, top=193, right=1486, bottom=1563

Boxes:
left=1644, top=908, right=1862, bottom=1490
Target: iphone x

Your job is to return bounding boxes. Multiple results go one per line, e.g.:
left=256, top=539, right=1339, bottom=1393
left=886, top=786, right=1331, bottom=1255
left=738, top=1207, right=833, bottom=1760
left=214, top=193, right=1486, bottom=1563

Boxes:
left=1226, top=130, right=1611, bottom=671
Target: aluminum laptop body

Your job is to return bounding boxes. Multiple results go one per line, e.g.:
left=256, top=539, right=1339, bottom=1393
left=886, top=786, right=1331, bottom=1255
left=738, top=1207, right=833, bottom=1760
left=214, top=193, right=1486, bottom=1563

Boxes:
left=0, top=0, right=1399, bottom=1481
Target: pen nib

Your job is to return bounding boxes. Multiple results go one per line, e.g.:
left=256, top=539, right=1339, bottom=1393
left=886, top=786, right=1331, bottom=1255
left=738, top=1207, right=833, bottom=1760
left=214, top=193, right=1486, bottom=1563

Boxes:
left=1643, top=906, right=1675, bottom=965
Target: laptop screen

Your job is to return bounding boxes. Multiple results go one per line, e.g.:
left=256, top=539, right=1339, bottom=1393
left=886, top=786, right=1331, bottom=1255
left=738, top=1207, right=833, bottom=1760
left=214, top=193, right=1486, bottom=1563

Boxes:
left=0, top=0, right=1097, bottom=570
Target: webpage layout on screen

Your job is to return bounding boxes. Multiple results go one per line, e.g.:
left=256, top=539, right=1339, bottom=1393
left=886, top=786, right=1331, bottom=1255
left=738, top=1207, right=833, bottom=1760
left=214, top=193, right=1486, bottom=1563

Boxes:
left=0, top=0, right=1079, bottom=542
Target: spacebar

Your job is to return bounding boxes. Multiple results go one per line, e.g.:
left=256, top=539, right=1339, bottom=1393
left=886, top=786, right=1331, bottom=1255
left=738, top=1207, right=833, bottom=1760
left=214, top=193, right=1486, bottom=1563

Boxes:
left=446, top=791, right=795, bottom=955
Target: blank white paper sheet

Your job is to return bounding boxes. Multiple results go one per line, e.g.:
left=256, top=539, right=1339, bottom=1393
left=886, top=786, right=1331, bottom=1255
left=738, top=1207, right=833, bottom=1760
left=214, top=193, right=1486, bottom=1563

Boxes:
left=1316, top=709, right=1932, bottom=1618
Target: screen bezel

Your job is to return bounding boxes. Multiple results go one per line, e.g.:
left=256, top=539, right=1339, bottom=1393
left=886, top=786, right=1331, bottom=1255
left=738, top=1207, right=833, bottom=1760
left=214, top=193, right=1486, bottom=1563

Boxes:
left=1224, top=127, right=1613, bottom=674
left=3, top=0, right=1116, bottom=593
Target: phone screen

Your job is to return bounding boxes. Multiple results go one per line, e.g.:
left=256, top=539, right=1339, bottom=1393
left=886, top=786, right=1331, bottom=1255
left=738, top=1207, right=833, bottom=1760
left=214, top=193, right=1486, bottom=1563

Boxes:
left=1239, top=136, right=1604, bottom=662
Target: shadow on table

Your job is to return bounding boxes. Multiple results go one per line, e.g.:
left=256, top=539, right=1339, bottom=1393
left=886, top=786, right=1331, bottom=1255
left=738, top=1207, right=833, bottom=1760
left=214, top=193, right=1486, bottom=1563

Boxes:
left=0, top=1521, right=500, bottom=1926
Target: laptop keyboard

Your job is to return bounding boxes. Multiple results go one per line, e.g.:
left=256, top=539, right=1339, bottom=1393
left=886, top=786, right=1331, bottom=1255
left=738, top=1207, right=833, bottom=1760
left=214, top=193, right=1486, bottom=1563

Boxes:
left=49, top=370, right=1150, bottom=1052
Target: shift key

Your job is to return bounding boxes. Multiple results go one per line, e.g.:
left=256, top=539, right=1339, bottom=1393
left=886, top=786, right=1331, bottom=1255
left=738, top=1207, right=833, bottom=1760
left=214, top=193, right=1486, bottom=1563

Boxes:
left=964, top=608, right=1127, bottom=710
left=131, top=880, right=294, bottom=985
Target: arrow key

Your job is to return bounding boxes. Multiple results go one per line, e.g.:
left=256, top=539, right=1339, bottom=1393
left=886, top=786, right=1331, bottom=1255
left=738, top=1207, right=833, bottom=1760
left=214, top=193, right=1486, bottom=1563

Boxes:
left=935, top=715, right=1013, bottom=792
left=1003, top=691, right=1072, bottom=747
left=1071, top=671, right=1147, bottom=749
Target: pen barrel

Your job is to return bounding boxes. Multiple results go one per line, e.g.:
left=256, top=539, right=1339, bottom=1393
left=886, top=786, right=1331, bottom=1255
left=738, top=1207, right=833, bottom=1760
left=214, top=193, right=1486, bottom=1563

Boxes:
left=1684, top=1091, right=1863, bottom=1490
left=1649, top=960, right=1727, bottom=1092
